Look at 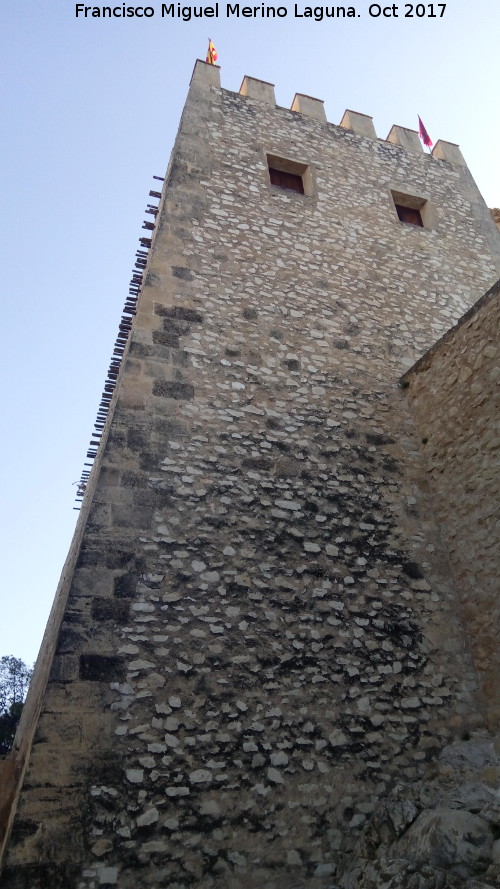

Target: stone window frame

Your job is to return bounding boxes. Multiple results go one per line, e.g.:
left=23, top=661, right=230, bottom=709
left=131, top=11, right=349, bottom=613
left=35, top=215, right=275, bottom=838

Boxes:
left=266, top=153, right=314, bottom=197
left=390, top=189, right=435, bottom=229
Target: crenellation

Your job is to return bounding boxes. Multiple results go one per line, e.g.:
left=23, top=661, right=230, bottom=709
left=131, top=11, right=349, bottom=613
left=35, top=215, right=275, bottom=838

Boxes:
left=187, top=61, right=475, bottom=160
left=190, top=57, right=221, bottom=89
left=340, top=108, right=378, bottom=139
left=386, top=124, right=423, bottom=154
left=432, top=138, right=466, bottom=165
left=290, top=92, right=326, bottom=121
left=238, top=74, right=275, bottom=104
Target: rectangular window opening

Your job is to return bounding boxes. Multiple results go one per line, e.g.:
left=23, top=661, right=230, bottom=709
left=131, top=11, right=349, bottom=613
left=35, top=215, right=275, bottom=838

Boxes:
left=266, top=154, right=312, bottom=196
left=391, top=189, right=433, bottom=229
left=395, top=204, right=423, bottom=227
left=269, top=167, right=304, bottom=194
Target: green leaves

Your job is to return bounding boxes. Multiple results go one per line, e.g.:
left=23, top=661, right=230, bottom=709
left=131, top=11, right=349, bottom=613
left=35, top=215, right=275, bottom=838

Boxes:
left=0, top=656, right=33, bottom=754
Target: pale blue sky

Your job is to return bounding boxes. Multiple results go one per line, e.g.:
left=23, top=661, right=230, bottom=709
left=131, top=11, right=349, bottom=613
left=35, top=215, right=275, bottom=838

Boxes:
left=1, top=0, right=499, bottom=666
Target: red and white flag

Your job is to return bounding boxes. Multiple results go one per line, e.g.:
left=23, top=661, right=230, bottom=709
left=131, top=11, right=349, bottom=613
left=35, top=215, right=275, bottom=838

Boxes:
left=418, top=116, right=433, bottom=148
left=206, top=39, right=218, bottom=65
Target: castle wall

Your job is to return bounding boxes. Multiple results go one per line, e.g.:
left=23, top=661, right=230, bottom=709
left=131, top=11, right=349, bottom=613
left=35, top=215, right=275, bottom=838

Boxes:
left=404, top=280, right=500, bottom=727
left=2, top=62, right=500, bottom=888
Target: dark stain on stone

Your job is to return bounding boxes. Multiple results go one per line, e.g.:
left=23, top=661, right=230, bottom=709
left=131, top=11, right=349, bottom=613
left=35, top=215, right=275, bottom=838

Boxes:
left=366, top=433, right=395, bottom=446
left=152, top=330, right=180, bottom=347
left=128, top=341, right=153, bottom=358
left=242, top=457, right=273, bottom=470
left=79, top=654, right=124, bottom=682
left=171, top=266, right=193, bottom=281
left=0, top=864, right=81, bottom=889
left=243, top=307, right=258, bottom=320
left=382, top=456, right=399, bottom=473
left=145, top=271, right=160, bottom=287
left=114, top=574, right=138, bottom=598
left=90, top=755, right=127, bottom=787
left=156, top=305, right=203, bottom=323
left=91, top=599, right=130, bottom=623
left=163, top=318, right=191, bottom=336
left=266, top=417, right=282, bottom=430
left=121, top=470, right=144, bottom=487
left=402, top=560, right=425, bottom=580
left=152, top=380, right=195, bottom=400
left=8, top=819, right=39, bottom=843
left=56, top=628, right=83, bottom=653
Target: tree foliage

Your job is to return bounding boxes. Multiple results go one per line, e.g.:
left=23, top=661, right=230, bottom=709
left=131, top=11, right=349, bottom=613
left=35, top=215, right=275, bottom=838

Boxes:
left=0, top=656, right=33, bottom=755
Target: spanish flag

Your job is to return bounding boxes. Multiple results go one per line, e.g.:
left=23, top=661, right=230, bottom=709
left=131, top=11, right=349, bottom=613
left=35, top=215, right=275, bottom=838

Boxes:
left=206, top=39, right=218, bottom=65
left=418, top=116, right=433, bottom=149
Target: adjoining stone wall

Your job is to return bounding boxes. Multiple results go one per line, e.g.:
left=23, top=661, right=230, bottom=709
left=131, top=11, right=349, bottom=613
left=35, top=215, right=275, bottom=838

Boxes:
left=2, top=62, right=500, bottom=888
left=404, top=280, right=500, bottom=728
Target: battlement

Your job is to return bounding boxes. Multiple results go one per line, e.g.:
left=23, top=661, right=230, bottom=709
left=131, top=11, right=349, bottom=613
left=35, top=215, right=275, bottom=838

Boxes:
left=191, top=59, right=466, bottom=165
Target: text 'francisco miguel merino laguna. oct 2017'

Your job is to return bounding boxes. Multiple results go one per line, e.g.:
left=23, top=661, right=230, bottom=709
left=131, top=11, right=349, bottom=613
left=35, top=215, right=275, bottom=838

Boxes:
left=75, top=3, right=447, bottom=19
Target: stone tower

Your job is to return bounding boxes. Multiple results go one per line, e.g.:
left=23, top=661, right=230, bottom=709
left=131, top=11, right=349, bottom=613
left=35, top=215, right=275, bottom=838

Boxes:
left=1, top=61, right=500, bottom=888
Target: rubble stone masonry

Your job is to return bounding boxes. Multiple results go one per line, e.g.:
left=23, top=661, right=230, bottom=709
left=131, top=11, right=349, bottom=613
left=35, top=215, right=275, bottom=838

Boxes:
left=1, top=61, right=500, bottom=888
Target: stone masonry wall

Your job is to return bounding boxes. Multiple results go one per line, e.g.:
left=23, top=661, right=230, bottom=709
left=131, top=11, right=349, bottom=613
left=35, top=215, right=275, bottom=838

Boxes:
left=404, top=280, right=500, bottom=728
left=2, top=62, right=500, bottom=888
